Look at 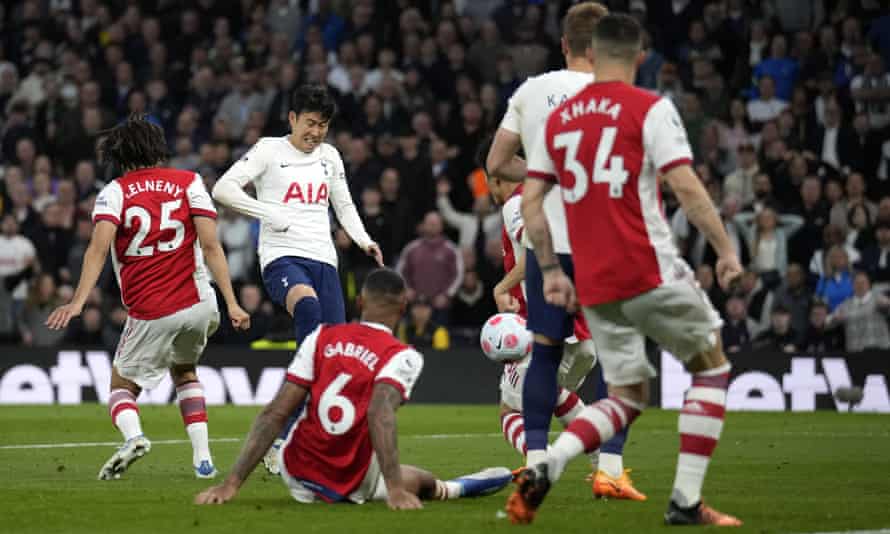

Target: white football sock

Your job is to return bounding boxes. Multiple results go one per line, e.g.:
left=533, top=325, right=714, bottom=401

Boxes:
left=115, top=410, right=143, bottom=441
left=186, top=422, right=212, bottom=465
left=598, top=452, right=623, bottom=478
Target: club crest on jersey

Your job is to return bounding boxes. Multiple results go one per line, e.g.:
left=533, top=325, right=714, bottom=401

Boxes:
left=282, top=181, right=329, bottom=204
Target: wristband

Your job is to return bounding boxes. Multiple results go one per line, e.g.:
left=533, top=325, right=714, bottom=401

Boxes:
left=539, top=263, right=560, bottom=273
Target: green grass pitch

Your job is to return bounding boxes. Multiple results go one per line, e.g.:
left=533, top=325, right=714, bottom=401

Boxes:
left=1, top=405, right=888, bottom=533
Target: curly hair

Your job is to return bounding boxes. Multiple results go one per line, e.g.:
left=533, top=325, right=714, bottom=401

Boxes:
left=98, top=114, right=168, bottom=172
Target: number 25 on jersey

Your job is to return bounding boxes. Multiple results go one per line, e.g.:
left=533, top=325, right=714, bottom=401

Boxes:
left=554, top=127, right=628, bottom=202
left=123, top=199, right=185, bottom=257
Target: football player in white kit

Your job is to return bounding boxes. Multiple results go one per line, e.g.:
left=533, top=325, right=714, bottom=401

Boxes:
left=212, top=84, right=382, bottom=472
left=485, top=2, right=644, bottom=501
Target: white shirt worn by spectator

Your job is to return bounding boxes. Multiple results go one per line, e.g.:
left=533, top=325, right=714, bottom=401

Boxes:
left=821, top=126, right=840, bottom=169
left=850, top=72, right=890, bottom=129
left=499, top=69, right=593, bottom=254
left=746, top=97, right=788, bottom=123
left=0, top=234, right=36, bottom=300
left=213, top=137, right=373, bottom=270
left=218, top=213, right=254, bottom=281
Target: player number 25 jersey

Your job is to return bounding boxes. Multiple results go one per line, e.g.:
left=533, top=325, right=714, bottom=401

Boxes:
left=92, top=168, right=217, bottom=320
left=283, top=322, right=424, bottom=499
left=527, top=81, right=694, bottom=306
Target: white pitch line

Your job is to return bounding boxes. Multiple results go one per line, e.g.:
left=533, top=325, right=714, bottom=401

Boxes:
left=1, top=428, right=887, bottom=451
left=795, top=529, right=890, bottom=534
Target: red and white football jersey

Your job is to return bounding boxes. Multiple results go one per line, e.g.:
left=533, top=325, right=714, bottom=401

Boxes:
left=92, top=168, right=217, bottom=320
left=500, top=185, right=527, bottom=318
left=527, top=81, right=694, bottom=306
left=282, top=322, right=424, bottom=500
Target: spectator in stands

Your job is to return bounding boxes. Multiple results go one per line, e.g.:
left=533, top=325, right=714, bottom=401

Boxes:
left=0, top=214, right=36, bottom=343
left=852, top=51, right=889, bottom=128
left=747, top=75, right=788, bottom=126
left=858, top=219, right=890, bottom=288
left=734, top=206, right=804, bottom=283
left=816, top=245, right=855, bottom=312
left=810, top=97, right=855, bottom=171
left=811, top=224, right=861, bottom=278
left=846, top=203, right=877, bottom=254
left=721, top=296, right=757, bottom=353
left=804, top=300, right=845, bottom=354
left=217, top=208, right=253, bottom=282
left=827, top=271, right=890, bottom=352
left=752, top=303, right=801, bottom=353
left=214, top=71, right=264, bottom=142
left=65, top=305, right=104, bottom=345
left=830, top=172, right=878, bottom=232
left=398, top=296, right=449, bottom=350
left=17, top=273, right=65, bottom=347
left=449, top=269, right=496, bottom=339
left=397, top=211, right=463, bottom=314
left=723, top=140, right=759, bottom=205
left=754, top=34, right=799, bottom=102
left=378, top=167, right=412, bottom=256
left=435, top=179, right=500, bottom=249
left=790, top=176, right=830, bottom=266
left=772, top=263, right=812, bottom=336
left=696, top=264, right=726, bottom=318
left=848, top=112, right=883, bottom=179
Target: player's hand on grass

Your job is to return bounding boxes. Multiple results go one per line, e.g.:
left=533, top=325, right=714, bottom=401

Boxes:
left=45, top=303, right=83, bottom=330
left=543, top=269, right=577, bottom=312
left=386, top=487, right=423, bottom=510
left=194, top=483, right=237, bottom=505
left=716, top=254, right=743, bottom=291
left=365, top=242, right=384, bottom=266
left=228, top=304, right=251, bottom=331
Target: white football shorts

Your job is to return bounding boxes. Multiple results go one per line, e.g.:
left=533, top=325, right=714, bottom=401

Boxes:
left=581, top=270, right=723, bottom=387
left=113, top=297, right=220, bottom=389
left=280, top=449, right=387, bottom=504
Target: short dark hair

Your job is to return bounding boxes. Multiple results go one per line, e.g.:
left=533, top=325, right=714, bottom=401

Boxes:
left=563, top=2, right=608, bottom=57
left=591, top=13, right=643, bottom=62
left=290, top=84, right=337, bottom=121
left=362, top=268, right=406, bottom=299
left=98, top=114, right=168, bottom=171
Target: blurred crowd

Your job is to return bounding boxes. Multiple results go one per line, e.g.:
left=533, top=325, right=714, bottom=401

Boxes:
left=1, top=0, right=889, bottom=354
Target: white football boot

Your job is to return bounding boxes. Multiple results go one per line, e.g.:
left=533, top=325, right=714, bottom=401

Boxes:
left=98, top=436, right=152, bottom=480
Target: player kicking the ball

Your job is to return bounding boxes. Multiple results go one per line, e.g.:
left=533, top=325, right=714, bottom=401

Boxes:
left=196, top=269, right=512, bottom=508
left=481, top=138, right=642, bottom=500
left=212, top=84, right=382, bottom=472
left=507, top=15, right=742, bottom=526
left=486, top=2, right=643, bottom=500
left=47, top=115, right=250, bottom=480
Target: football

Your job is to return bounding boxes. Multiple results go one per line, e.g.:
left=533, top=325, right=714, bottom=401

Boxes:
left=479, top=313, right=533, bottom=363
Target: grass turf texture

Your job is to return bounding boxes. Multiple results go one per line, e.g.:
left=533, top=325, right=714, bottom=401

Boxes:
left=0, top=405, right=887, bottom=534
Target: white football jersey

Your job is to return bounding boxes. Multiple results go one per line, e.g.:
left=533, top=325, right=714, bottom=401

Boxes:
left=217, top=137, right=371, bottom=269
left=499, top=69, right=593, bottom=254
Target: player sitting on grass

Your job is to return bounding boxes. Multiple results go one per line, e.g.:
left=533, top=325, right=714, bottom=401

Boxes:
left=46, top=115, right=250, bottom=480
left=196, top=268, right=512, bottom=508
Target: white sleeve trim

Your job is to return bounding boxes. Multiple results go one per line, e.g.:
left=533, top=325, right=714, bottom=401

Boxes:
left=287, top=325, right=322, bottom=383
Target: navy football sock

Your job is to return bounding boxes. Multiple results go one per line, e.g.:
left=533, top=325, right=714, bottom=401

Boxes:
left=522, top=342, right=562, bottom=454
left=292, top=296, right=322, bottom=345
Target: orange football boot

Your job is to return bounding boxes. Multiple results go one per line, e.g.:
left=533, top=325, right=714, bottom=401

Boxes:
left=590, top=469, right=648, bottom=501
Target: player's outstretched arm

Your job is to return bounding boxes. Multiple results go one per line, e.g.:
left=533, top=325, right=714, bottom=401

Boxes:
left=195, top=382, right=307, bottom=504
left=46, top=221, right=116, bottom=330
left=664, top=165, right=742, bottom=290
left=486, top=128, right=527, bottom=183
left=368, top=382, right=423, bottom=510
left=212, top=148, right=292, bottom=232
left=194, top=216, right=250, bottom=331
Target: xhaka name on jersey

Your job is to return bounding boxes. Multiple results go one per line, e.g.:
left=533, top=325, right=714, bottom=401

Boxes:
left=124, top=179, right=184, bottom=199
left=323, top=340, right=380, bottom=371
left=558, top=97, right=622, bottom=125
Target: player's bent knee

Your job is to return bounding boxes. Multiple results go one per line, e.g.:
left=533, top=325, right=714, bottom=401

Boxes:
left=684, top=332, right=728, bottom=374
left=170, top=364, right=198, bottom=385
left=285, top=284, right=319, bottom=316
left=608, top=381, right=649, bottom=406
left=110, top=366, right=142, bottom=396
